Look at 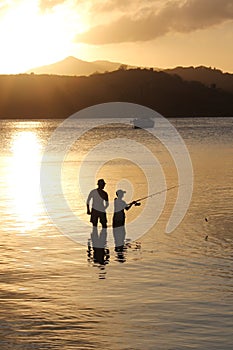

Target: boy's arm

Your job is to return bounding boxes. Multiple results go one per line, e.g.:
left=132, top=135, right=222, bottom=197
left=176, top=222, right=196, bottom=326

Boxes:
left=125, top=201, right=139, bottom=211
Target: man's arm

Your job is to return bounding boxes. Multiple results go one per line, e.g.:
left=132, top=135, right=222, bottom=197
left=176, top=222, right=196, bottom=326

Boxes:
left=87, top=204, right=91, bottom=215
left=104, top=193, right=109, bottom=209
left=86, top=191, right=93, bottom=215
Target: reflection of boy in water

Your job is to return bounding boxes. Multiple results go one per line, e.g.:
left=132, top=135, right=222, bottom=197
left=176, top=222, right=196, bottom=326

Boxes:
left=113, top=190, right=136, bottom=251
left=86, top=179, right=109, bottom=228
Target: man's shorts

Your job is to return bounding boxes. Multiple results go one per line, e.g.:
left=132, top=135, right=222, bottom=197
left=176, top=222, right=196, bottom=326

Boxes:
left=90, top=209, right=107, bottom=227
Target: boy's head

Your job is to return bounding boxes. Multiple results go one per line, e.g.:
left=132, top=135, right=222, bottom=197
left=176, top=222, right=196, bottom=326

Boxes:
left=116, top=189, right=126, bottom=199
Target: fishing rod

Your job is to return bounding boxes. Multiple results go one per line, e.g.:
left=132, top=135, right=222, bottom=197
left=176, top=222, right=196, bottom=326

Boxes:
left=131, top=185, right=179, bottom=205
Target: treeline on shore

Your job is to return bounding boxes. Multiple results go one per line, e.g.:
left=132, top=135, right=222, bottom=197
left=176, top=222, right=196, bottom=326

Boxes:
left=0, top=68, right=232, bottom=118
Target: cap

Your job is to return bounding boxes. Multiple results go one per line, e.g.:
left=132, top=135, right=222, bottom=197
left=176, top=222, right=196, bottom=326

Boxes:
left=116, top=189, right=126, bottom=196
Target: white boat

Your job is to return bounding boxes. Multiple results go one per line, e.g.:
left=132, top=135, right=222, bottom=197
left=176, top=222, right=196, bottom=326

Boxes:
left=131, top=117, right=155, bottom=129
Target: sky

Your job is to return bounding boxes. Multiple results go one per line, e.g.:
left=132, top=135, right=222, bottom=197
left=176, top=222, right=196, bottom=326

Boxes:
left=0, top=0, right=232, bottom=74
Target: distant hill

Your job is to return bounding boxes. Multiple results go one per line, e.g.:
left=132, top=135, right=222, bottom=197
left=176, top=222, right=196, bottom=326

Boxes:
left=27, top=56, right=124, bottom=76
left=27, top=57, right=233, bottom=95
left=0, top=69, right=232, bottom=118
left=164, top=66, right=233, bottom=94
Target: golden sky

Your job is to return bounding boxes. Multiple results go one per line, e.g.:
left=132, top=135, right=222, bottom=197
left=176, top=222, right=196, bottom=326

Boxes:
left=0, top=0, right=232, bottom=73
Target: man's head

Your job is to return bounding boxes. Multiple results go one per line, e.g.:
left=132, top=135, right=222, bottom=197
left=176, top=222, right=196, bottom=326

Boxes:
left=97, top=178, right=106, bottom=189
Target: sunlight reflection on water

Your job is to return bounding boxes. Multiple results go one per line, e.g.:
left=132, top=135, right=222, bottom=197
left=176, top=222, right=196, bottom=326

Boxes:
left=7, top=131, right=43, bottom=232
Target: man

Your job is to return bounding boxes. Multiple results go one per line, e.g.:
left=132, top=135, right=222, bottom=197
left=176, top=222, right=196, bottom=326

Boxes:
left=86, top=179, right=109, bottom=228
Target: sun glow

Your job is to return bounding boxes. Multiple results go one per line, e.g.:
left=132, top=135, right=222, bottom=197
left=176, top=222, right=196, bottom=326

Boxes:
left=0, top=0, right=87, bottom=73
left=8, top=131, right=43, bottom=232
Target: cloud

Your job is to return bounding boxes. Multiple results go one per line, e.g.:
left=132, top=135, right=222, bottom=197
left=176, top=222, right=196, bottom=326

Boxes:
left=90, top=0, right=163, bottom=13
left=39, top=0, right=66, bottom=12
left=75, top=0, right=233, bottom=44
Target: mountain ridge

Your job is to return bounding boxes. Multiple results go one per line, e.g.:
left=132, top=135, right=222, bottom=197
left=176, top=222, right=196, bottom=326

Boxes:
left=27, top=56, right=233, bottom=94
left=27, top=56, right=125, bottom=76
left=164, top=66, right=233, bottom=93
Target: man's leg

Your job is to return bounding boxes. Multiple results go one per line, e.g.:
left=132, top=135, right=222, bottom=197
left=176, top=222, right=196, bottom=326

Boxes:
left=100, top=212, right=107, bottom=228
left=90, top=209, right=98, bottom=227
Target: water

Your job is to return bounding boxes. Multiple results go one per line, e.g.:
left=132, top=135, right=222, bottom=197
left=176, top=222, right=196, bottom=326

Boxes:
left=0, top=117, right=233, bottom=349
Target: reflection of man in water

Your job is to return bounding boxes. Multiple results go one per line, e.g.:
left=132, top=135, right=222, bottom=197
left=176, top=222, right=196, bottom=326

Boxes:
left=90, top=227, right=109, bottom=266
left=86, top=179, right=109, bottom=228
left=113, top=190, right=136, bottom=251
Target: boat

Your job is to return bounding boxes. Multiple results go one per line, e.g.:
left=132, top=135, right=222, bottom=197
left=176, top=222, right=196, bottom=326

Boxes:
left=131, top=117, right=155, bottom=129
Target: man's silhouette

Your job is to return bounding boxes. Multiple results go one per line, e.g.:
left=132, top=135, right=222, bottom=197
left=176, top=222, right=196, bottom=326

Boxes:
left=86, top=179, right=109, bottom=228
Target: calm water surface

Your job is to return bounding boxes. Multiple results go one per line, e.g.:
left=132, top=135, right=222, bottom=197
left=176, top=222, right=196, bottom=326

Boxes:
left=0, top=117, right=233, bottom=349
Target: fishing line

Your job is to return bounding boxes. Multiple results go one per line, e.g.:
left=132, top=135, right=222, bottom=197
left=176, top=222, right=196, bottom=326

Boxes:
left=132, top=184, right=180, bottom=204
